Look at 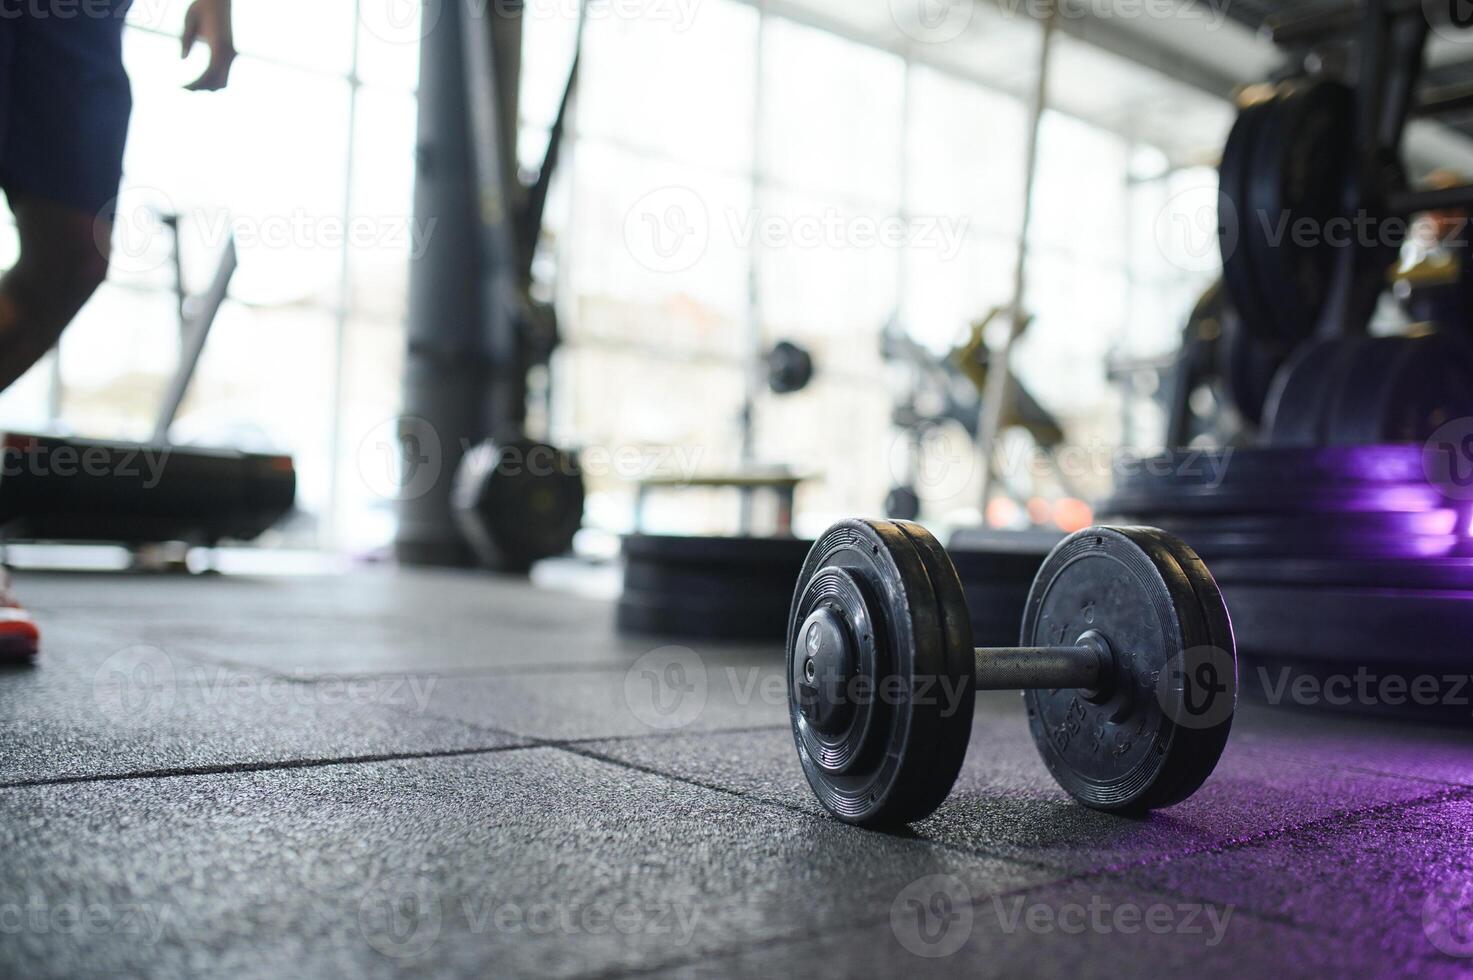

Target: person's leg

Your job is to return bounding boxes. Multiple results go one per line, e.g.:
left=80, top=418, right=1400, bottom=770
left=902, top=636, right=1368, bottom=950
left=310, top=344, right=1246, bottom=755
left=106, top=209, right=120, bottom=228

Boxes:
left=0, top=196, right=111, bottom=393
left=0, top=1, right=131, bottom=391
left=0, top=1, right=133, bottom=662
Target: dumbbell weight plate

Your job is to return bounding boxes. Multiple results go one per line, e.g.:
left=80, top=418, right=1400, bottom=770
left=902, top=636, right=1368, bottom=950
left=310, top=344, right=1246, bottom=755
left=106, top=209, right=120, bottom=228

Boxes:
left=786, top=519, right=974, bottom=827
left=452, top=438, right=585, bottom=572
left=1022, top=527, right=1236, bottom=813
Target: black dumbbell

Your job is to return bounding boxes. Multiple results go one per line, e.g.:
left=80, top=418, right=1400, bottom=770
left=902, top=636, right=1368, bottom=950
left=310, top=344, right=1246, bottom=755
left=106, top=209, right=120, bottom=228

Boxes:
left=787, top=520, right=1236, bottom=827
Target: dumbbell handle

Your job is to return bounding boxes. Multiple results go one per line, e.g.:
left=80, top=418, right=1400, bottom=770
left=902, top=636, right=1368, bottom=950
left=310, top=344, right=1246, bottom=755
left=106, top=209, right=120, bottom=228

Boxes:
left=974, top=636, right=1110, bottom=692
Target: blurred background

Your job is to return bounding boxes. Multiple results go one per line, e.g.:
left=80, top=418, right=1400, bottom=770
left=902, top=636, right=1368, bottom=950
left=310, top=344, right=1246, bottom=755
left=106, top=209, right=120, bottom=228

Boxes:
left=0, top=0, right=1295, bottom=555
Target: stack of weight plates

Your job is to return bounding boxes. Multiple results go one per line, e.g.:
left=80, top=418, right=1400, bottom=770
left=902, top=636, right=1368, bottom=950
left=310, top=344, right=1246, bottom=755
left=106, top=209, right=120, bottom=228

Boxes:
left=617, top=534, right=813, bottom=641
left=946, top=527, right=1060, bottom=647
left=1099, top=445, right=1473, bottom=719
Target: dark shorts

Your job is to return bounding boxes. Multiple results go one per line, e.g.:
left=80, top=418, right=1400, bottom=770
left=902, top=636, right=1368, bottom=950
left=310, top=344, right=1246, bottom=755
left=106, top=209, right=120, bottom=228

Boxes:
left=0, top=0, right=133, bottom=218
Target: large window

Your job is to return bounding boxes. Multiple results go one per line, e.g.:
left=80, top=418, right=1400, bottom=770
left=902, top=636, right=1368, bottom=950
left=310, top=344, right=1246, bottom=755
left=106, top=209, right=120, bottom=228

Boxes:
left=0, top=1, right=1228, bottom=547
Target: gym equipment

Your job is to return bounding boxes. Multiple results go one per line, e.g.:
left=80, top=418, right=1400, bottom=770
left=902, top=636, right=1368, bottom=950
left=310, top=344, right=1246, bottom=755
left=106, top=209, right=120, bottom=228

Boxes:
left=1100, top=444, right=1465, bottom=559
left=1161, top=280, right=1287, bottom=445
left=397, top=0, right=585, bottom=567
left=786, top=519, right=1236, bottom=827
left=1099, top=444, right=1473, bottom=720
left=0, top=220, right=296, bottom=551
left=452, top=437, right=584, bottom=572
left=765, top=340, right=814, bottom=396
left=617, top=533, right=812, bottom=640
left=1208, top=571, right=1473, bottom=722
left=1218, top=5, right=1473, bottom=352
left=883, top=484, right=919, bottom=521
left=0, top=433, right=294, bottom=547
left=1264, top=332, right=1473, bottom=446
left=633, top=470, right=801, bottom=538
left=1216, top=300, right=1286, bottom=428
left=1394, top=226, right=1473, bottom=332
left=1223, top=81, right=1356, bottom=348
left=946, top=527, right=1055, bottom=646
left=883, top=312, right=1071, bottom=524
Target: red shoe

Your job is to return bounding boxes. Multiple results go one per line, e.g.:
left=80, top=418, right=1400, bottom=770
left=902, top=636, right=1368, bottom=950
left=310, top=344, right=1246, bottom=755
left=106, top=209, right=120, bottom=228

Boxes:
left=0, top=572, right=39, bottom=662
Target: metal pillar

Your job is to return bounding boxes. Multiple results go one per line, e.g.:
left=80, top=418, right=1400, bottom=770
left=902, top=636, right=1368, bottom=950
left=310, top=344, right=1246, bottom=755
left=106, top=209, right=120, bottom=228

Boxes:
left=395, top=0, right=492, bottom=566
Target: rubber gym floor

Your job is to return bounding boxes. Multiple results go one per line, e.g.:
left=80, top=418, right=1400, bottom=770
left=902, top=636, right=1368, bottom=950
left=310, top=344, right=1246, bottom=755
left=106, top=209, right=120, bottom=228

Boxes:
left=2, top=564, right=1472, bottom=978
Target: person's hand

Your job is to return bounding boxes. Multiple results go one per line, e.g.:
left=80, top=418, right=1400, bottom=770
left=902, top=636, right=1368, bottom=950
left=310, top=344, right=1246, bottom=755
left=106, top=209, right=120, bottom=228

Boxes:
left=181, top=0, right=235, bottom=91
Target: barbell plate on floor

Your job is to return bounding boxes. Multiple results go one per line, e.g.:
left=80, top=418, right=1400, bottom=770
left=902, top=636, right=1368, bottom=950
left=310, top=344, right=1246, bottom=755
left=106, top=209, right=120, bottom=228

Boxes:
left=1109, top=444, right=1434, bottom=492
left=1127, top=509, right=1461, bottom=560
left=946, top=533, right=1053, bottom=646
left=1100, top=483, right=1450, bottom=517
left=1221, top=580, right=1473, bottom=719
left=622, top=533, right=813, bottom=565
left=786, top=519, right=973, bottom=827
left=1194, top=554, right=1473, bottom=589
left=1022, top=527, right=1236, bottom=813
left=615, top=592, right=792, bottom=641
left=617, top=533, right=813, bottom=640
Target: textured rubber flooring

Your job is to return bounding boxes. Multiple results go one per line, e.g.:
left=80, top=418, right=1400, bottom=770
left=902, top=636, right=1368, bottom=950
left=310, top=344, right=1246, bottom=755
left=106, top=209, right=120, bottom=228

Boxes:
left=2, top=565, right=1472, bottom=978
